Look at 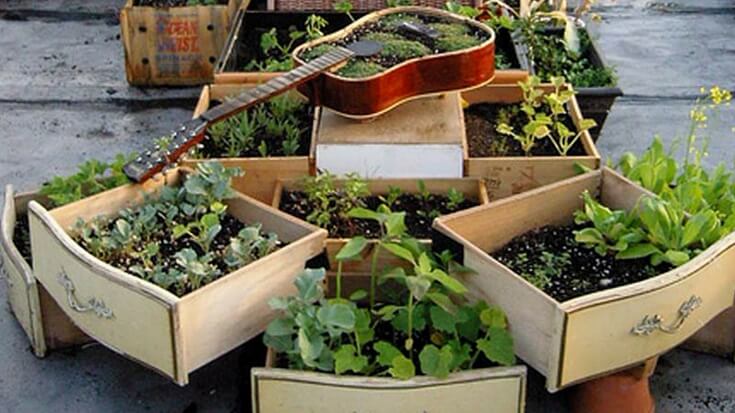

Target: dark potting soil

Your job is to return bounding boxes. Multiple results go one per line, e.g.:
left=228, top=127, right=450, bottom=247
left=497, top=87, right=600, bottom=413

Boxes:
left=465, top=103, right=586, bottom=157
left=13, top=215, right=33, bottom=266
left=133, top=0, right=228, bottom=6
left=279, top=192, right=477, bottom=239
left=198, top=100, right=314, bottom=158
left=89, top=214, right=249, bottom=297
left=492, top=225, right=669, bottom=302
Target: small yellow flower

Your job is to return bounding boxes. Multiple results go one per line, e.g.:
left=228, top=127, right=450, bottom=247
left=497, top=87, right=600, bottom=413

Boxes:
left=709, top=86, right=732, bottom=105
left=690, top=109, right=707, bottom=123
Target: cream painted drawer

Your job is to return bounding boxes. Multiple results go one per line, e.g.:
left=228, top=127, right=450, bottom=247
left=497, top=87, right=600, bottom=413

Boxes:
left=561, top=242, right=735, bottom=386
left=253, top=365, right=527, bottom=413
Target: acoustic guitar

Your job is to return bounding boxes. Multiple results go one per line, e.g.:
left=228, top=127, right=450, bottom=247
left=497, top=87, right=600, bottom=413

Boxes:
left=124, top=9, right=496, bottom=182
left=292, top=6, right=497, bottom=119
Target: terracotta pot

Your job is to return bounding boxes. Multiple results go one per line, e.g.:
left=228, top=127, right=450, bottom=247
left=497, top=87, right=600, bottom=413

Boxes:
left=570, top=358, right=657, bottom=413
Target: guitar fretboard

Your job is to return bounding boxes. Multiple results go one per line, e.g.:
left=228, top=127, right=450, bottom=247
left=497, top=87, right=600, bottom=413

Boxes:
left=123, top=46, right=353, bottom=183
left=200, top=47, right=354, bottom=123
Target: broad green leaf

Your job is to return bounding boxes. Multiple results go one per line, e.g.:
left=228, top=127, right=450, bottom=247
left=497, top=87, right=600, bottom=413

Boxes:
left=382, top=242, right=416, bottom=265
left=375, top=304, right=401, bottom=321
left=348, top=207, right=383, bottom=222
left=426, top=291, right=458, bottom=314
left=317, top=302, right=356, bottom=331
left=664, top=249, right=690, bottom=267
left=391, top=305, right=427, bottom=333
left=336, top=236, right=368, bottom=261
left=201, top=213, right=219, bottom=228
left=379, top=267, right=407, bottom=285
left=574, top=227, right=604, bottom=246
left=479, top=306, right=507, bottom=329
left=406, top=276, right=431, bottom=301
left=456, top=305, right=481, bottom=341
left=388, top=354, right=415, bottom=380
left=263, top=332, right=291, bottom=353
left=354, top=308, right=374, bottom=345
left=447, top=340, right=472, bottom=371
left=349, top=289, right=368, bottom=301
left=477, top=327, right=515, bottom=366
left=298, top=328, right=325, bottom=367
left=334, top=344, right=367, bottom=375
left=430, top=305, right=456, bottom=333
left=374, top=341, right=402, bottom=367
left=265, top=317, right=294, bottom=336
left=385, top=212, right=407, bottom=238
left=424, top=269, right=467, bottom=294
left=419, top=344, right=453, bottom=379
left=295, top=268, right=325, bottom=303
left=616, top=242, right=660, bottom=260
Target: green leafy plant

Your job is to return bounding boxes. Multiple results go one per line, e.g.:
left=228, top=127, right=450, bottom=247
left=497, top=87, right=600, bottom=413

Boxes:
left=574, top=191, right=721, bottom=267
left=73, top=162, right=281, bottom=296
left=186, top=0, right=217, bottom=5
left=200, top=93, right=308, bottom=158
left=245, top=13, right=328, bottom=72
left=40, top=153, right=136, bottom=208
left=264, top=231, right=516, bottom=380
left=302, top=172, right=369, bottom=232
left=333, top=0, right=355, bottom=21
left=496, top=76, right=596, bottom=156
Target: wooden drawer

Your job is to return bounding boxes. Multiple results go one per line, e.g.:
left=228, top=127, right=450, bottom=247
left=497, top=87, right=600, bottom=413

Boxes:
left=461, top=84, right=601, bottom=201
left=435, top=168, right=735, bottom=391
left=28, top=169, right=327, bottom=385
left=272, top=178, right=489, bottom=273
left=2, top=186, right=88, bottom=357
left=252, top=350, right=526, bottom=413
left=181, top=84, right=319, bottom=204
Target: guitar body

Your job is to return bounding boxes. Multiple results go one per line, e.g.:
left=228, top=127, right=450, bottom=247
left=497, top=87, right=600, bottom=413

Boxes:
left=293, top=7, right=496, bottom=119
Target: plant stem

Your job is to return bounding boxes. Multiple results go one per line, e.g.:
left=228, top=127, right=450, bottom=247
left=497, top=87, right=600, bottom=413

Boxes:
left=369, top=243, right=380, bottom=310
left=406, top=294, right=414, bottom=354
left=336, top=261, right=343, bottom=299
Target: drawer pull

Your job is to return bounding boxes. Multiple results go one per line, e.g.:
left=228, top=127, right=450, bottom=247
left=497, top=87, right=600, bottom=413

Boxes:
left=631, top=295, right=702, bottom=336
left=57, top=270, right=114, bottom=319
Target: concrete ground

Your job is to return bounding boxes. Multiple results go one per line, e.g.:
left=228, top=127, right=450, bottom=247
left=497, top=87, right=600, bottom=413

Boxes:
left=0, top=0, right=733, bottom=411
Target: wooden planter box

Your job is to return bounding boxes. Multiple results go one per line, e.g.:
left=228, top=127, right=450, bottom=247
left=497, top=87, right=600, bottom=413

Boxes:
left=461, top=83, right=601, bottom=202
left=1, top=187, right=89, bottom=357
left=252, top=348, right=527, bottom=412
left=433, top=168, right=735, bottom=391
left=514, top=27, right=623, bottom=141
left=272, top=178, right=488, bottom=274
left=491, top=29, right=530, bottom=85
left=214, top=9, right=359, bottom=84
left=180, top=83, right=319, bottom=204
left=27, top=169, right=327, bottom=385
left=120, top=0, right=242, bottom=86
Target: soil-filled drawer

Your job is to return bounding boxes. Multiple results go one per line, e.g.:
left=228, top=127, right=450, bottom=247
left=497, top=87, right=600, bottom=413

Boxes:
left=252, top=366, right=527, bottom=413
left=561, top=248, right=735, bottom=386
left=434, top=168, right=735, bottom=391
left=29, top=211, right=179, bottom=378
left=28, top=168, right=327, bottom=385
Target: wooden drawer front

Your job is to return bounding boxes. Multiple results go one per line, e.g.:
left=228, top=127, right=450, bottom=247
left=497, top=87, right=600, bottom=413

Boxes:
left=2, top=247, right=36, bottom=345
left=29, top=213, right=177, bottom=379
left=561, top=248, right=735, bottom=388
left=466, top=157, right=598, bottom=202
left=253, top=367, right=526, bottom=413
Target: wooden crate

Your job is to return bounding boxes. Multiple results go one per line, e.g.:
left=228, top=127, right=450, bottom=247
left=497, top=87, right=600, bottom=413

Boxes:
left=433, top=168, right=735, bottom=391
left=272, top=177, right=488, bottom=273
left=1, top=186, right=90, bottom=357
left=214, top=9, right=358, bottom=84
left=461, top=83, right=601, bottom=202
left=120, top=0, right=241, bottom=86
left=315, top=94, right=466, bottom=178
left=252, top=349, right=527, bottom=413
left=28, top=169, right=327, bottom=385
left=181, top=84, right=319, bottom=204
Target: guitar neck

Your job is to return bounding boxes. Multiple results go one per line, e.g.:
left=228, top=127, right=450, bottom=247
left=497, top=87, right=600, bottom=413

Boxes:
left=123, top=47, right=353, bottom=183
left=201, top=47, right=353, bottom=124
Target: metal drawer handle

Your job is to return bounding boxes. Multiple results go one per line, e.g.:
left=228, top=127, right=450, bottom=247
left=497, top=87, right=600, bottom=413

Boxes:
left=631, top=295, right=702, bottom=336
left=57, top=269, right=114, bottom=319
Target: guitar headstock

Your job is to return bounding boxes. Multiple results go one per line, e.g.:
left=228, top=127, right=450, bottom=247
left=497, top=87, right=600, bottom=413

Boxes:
left=123, top=117, right=208, bottom=183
